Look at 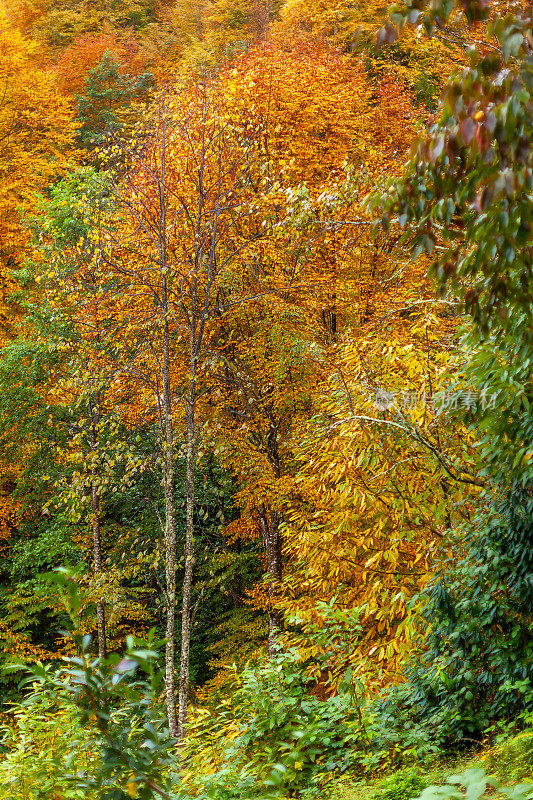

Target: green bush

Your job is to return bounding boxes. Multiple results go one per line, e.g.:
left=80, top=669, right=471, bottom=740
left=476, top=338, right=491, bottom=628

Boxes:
left=179, top=646, right=365, bottom=799
left=0, top=686, right=99, bottom=800
left=484, top=732, right=533, bottom=783
left=376, top=770, right=428, bottom=800
left=414, top=768, right=533, bottom=800
left=2, top=639, right=177, bottom=800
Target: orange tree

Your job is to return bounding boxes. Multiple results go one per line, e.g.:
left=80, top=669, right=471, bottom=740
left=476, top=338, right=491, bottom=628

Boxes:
left=98, top=39, right=385, bottom=721
left=196, top=31, right=492, bottom=701
left=202, top=34, right=371, bottom=656
left=202, top=33, right=429, bottom=671
left=281, top=282, right=481, bottom=691
left=0, top=13, right=74, bottom=338
left=0, top=13, right=74, bottom=660
left=279, top=0, right=482, bottom=107
left=94, top=81, right=266, bottom=737
left=228, top=30, right=483, bottom=697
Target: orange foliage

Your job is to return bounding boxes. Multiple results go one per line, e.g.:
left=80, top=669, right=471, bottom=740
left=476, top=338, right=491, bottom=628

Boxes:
left=0, top=482, right=22, bottom=558
left=280, top=268, right=480, bottom=688
left=0, top=9, right=480, bottom=693
left=0, top=13, right=75, bottom=319
left=193, top=36, right=426, bottom=647
left=0, top=619, right=56, bottom=662
left=207, top=33, right=421, bottom=470
left=54, top=29, right=147, bottom=96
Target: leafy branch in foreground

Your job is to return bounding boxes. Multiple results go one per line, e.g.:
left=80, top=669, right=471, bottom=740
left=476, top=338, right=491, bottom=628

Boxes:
left=414, top=768, right=533, bottom=800
left=3, top=571, right=178, bottom=800
left=372, top=0, right=532, bottom=332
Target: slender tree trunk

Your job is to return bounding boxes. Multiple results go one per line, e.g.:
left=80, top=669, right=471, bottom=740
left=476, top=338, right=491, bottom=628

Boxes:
left=196, top=0, right=205, bottom=38
left=260, top=505, right=283, bottom=657
left=91, top=478, right=107, bottom=660
left=162, top=308, right=179, bottom=738
left=157, top=109, right=179, bottom=737
left=177, top=365, right=196, bottom=740
left=89, top=404, right=106, bottom=661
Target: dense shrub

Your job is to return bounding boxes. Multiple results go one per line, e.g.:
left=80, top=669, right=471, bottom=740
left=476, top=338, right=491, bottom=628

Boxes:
left=414, top=768, right=533, bottom=800
left=179, top=646, right=365, bottom=799
left=376, top=770, right=428, bottom=800
left=0, top=686, right=99, bottom=800
left=484, top=731, right=533, bottom=783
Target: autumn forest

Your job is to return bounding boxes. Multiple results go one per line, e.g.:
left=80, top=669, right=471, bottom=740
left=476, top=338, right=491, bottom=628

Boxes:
left=0, top=0, right=532, bottom=797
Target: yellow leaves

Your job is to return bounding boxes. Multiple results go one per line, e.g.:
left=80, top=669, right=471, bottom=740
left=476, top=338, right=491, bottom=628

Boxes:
left=0, top=684, right=100, bottom=800
left=279, top=292, right=477, bottom=689
left=0, top=18, right=75, bottom=348
left=0, top=17, right=75, bottom=239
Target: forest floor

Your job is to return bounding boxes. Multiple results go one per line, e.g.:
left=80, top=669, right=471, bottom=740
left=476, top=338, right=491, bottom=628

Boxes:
left=327, top=733, right=533, bottom=800
left=330, top=756, right=475, bottom=800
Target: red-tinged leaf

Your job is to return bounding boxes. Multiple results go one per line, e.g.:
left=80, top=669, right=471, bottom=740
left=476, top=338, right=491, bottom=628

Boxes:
left=460, top=118, right=476, bottom=144
left=115, top=658, right=138, bottom=674
left=430, top=135, right=445, bottom=162
left=485, top=110, right=497, bottom=133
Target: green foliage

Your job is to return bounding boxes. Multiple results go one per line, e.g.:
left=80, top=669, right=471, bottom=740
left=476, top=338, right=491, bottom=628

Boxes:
left=3, top=573, right=177, bottom=800
left=356, top=693, right=444, bottom=769
left=9, top=517, right=83, bottom=578
left=76, top=51, right=153, bottom=149
left=414, top=768, right=533, bottom=800
left=485, top=732, right=533, bottom=783
left=457, top=316, right=533, bottom=486
left=383, top=484, right=533, bottom=745
left=374, top=1, right=533, bottom=334
left=0, top=685, right=100, bottom=800
left=376, top=770, right=428, bottom=800
left=179, top=646, right=364, bottom=798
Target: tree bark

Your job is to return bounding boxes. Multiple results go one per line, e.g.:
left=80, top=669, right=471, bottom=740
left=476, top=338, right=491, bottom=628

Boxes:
left=91, top=478, right=107, bottom=660
left=177, top=378, right=196, bottom=741
left=260, top=504, right=283, bottom=657
left=114, top=87, right=254, bottom=739
left=157, top=108, right=179, bottom=738
left=89, top=401, right=106, bottom=662
left=162, top=313, right=179, bottom=738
